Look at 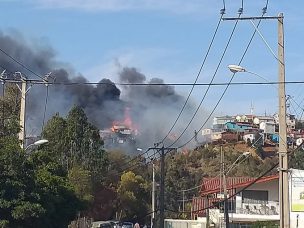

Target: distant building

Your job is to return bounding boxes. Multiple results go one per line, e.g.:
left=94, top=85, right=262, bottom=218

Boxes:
left=213, top=116, right=235, bottom=130
left=274, top=113, right=296, bottom=131
left=225, top=122, right=254, bottom=132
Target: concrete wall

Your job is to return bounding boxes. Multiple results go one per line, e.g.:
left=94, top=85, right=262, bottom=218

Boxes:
left=239, top=179, right=279, bottom=202
left=164, top=219, right=206, bottom=228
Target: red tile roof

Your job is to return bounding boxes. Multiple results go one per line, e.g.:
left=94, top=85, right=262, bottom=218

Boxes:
left=200, top=174, right=278, bottom=196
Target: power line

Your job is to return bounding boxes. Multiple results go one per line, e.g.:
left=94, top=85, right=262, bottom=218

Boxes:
left=174, top=141, right=304, bottom=215
left=164, top=14, right=241, bottom=148
left=1, top=77, right=304, bottom=87
left=160, top=13, right=224, bottom=144
left=168, top=12, right=267, bottom=150
left=0, top=47, right=45, bottom=81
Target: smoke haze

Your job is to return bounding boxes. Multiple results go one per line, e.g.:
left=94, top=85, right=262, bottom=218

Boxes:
left=0, top=31, right=207, bottom=150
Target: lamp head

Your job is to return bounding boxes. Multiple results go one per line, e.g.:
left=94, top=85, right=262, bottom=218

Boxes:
left=33, top=139, right=49, bottom=146
left=228, top=64, right=246, bottom=73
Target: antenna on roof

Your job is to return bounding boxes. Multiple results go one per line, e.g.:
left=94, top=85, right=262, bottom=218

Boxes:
left=250, top=101, right=254, bottom=115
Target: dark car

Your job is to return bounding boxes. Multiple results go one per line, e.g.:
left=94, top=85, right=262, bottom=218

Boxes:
left=121, top=222, right=133, bottom=228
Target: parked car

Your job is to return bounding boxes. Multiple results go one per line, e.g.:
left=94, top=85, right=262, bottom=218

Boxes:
left=121, top=222, right=133, bottom=228
left=91, top=221, right=112, bottom=228
left=109, top=220, right=121, bottom=228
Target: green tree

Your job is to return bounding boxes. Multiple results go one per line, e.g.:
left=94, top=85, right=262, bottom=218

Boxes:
left=68, top=165, right=93, bottom=203
left=42, top=106, right=110, bottom=222
left=117, top=171, right=150, bottom=223
left=0, top=134, right=83, bottom=227
left=29, top=150, right=85, bottom=228
left=0, top=83, right=20, bottom=137
left=105, top=150, right=131, bottom=187
left=0, top=136, right=45, bottom=227
left=43, top=106, right=108, bottom=184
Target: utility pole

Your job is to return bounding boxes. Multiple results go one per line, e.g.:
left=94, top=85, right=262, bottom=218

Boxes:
left=278, top=13, right=289, bottom=228
left=223, top=171, right=229, bottom=228
left=18, top=78, right=27, bottom=149
left=222, top=13, right=289, bottom=228
left=182, top=190, right=185, bottom=215
left=159, top=146, right=165, bottom=228
left=151, top=162, right=155, bottom=228
left=0, top=72, right=51, bottom=149
left=221, top=146, right=229, bottom=228
left=206, top=195, right=210, bottom=228
left=0, top=71, right=5, bottom=133
left=147, top=145, right=176, bottom=228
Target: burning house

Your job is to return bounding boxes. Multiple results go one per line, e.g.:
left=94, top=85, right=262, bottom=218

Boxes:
left=99, top=107, right=138, bottom=152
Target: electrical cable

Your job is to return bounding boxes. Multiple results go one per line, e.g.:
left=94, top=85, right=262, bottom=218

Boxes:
left=167, top=11, right=267, bottom=150
left=289, top=96, right=304, bottom=118
left=160, top=13, right=224, bottom=144
left=165, top=14, right=241, bottom=148
left=177, top=135, right=262, bottom=193
left=173, top=142, right=304, bottom=215
left=1, top=78, right=304, bottom=87
left=288, top=99, right=299, bottom=119
left=116, top=148, right=160, bottom=175
left=0, top=47, right=45, bottom=81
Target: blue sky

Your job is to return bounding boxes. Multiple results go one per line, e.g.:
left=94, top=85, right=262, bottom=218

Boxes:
left=1, top=0, right=303, bottom=119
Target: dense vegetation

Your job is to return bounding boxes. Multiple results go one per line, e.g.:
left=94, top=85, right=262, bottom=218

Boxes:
left=2, top=83, right=301, bottom=226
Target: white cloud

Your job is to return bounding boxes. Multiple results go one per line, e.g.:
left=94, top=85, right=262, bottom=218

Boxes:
left=29, top=0, right=219, bottom=14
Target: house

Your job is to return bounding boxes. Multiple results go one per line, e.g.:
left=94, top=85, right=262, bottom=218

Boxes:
left=192, top=169, right=304, bottom=227
left=192, top=175, right=280, bottom=227
left=259, top=122, right=276, bottom=134
left=274, top=113, right=296, bottom=131
left=243, top=133, right=255, bottom=144
left=213, top=116, right=235, bottom=130
left=225, top=122, right=254, bottom=132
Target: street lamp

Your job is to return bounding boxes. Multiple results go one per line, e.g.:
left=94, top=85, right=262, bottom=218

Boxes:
left=25, top=139, right=49, bottom=151
left=228, top=61, right=289, bottom=227
left=228, top=64, right=277, bottom=89
left=225, top=151, right=251, bottom=175
left=137, top=146, right=176, bottom=228
left=137, top=147, right=156, bottom=228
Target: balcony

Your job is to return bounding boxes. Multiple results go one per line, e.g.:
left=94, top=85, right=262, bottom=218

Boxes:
left=209, top=200, right=280, bottom=224
left=236, top=200, right=279, bottom=215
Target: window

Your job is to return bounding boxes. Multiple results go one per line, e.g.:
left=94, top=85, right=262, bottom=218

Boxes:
left=242, top=190, right=268, bottom=204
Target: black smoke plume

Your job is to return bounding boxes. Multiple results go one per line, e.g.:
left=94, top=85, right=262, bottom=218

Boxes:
left=0, top=31, right=205, bottom=150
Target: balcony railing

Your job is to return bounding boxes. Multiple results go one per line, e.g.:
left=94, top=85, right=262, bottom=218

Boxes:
left=236, top=200, right=279, bottom=215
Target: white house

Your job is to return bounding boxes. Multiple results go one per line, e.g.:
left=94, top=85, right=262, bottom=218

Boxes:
left=243, top=133, right=255, bottom=144
left=192, top=175, right=280, bottom=227
left=192, top=169, right=304, bottom=227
